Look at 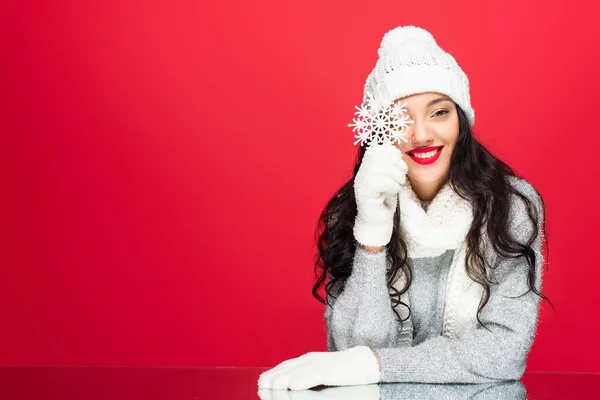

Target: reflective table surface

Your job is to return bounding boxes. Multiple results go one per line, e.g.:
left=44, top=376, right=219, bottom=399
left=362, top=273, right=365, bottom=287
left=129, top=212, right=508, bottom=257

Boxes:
left=0, top=367, right=598, bottom=399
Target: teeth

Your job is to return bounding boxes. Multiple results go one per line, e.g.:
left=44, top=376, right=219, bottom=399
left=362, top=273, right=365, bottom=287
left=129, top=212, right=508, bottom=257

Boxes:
left=412, top=148, right=440, bottom=159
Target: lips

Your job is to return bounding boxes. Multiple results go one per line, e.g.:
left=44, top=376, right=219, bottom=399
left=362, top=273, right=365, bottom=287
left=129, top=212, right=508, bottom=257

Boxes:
left=406, top=146, right=443, bottom=165
left=406, top=146, right=443, bottom=155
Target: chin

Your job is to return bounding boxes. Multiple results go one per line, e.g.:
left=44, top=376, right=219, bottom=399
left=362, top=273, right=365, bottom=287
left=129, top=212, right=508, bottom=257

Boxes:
left=408, top=169, right=449, bottom=184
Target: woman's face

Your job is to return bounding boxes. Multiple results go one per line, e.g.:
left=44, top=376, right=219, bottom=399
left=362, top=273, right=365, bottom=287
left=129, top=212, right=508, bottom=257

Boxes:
left=392, top=92, right=460, bottom=184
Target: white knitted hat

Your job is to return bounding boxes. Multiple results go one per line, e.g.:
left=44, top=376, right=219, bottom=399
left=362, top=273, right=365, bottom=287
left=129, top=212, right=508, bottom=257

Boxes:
left=363, top=25, right=475, bottom=127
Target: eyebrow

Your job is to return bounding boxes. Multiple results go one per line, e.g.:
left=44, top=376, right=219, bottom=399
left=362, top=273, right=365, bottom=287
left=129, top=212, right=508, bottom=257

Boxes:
left=402, top=96, right=453, bottom=111
left=427, top=97, right=453, bottom=107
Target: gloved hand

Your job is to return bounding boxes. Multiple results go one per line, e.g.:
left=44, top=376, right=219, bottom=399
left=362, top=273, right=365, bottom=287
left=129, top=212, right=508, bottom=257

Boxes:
left=353, top=142, right=408, bottom=247
left=257, top=345, right=381, bottom=391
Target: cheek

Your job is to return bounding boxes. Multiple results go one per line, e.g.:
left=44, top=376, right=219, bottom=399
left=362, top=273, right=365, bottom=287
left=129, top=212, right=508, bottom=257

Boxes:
left=443, top=126, right=459, bottom=148
left=448, top=117, right=460, bottom=144
left=446, top=138, right=458, bottom=151
left=443, top=137, right=458, bottom=162
left=450, top=131, right=459, bottom=145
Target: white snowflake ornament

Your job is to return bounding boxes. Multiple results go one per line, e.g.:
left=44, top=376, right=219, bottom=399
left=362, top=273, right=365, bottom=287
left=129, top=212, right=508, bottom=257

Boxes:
left=348, top=93, right=414, bottom=147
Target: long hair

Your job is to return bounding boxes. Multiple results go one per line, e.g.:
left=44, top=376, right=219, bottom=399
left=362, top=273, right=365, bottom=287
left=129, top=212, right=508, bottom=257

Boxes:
left=311, top=103, right=550, bottom=329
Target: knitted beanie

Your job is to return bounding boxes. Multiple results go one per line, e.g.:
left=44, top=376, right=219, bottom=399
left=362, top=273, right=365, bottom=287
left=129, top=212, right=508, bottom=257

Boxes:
left=363, top=25, right=475, bottom=127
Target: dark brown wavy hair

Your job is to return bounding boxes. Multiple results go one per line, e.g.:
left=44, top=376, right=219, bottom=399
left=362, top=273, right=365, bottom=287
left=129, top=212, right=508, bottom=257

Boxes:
left=311, top=102, right=551, bottom=329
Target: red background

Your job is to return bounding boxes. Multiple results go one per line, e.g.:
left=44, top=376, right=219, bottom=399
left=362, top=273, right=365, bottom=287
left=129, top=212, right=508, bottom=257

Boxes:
left=1, top=0, right=598, bottom=371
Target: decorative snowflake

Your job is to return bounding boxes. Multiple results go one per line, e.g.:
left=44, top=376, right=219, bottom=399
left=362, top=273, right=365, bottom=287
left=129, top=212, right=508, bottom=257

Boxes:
left=348, top=94, right=414, bottom=147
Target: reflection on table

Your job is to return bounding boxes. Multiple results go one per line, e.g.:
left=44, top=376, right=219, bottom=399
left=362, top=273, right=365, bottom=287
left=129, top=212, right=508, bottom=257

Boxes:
left=0, top=367, right=597, bottom=399
left=259, top=380, right=525, bottom=399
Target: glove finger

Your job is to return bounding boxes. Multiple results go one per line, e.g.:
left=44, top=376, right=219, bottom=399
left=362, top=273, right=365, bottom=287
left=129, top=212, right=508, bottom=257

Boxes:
left=364, top=140, right=398, bottom=153
left=356, top=174, right=401, bottom=198
left=270, top=374, right=292, bottom=390
left=363, top=143, right=407, bottom=166
left=384, top=152, right=409, bottom=174
left=259, top=357, right=305, bottom=388
left=364, top=142, right=406, bottom=162
left=270, top=357, right=311, bottom=390
left=287, top=363, right=323, bottom=391
left=257, top=388, right=274, bottom=400
left=369, top=162, right=407, bottom=186
left=370, top=153, right=409, bottom=179
left=271, top=388, right=292, bottom=400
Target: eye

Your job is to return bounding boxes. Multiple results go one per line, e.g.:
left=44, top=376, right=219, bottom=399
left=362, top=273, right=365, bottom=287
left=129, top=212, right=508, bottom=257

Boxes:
left=434, top=109, right=449, bottom=117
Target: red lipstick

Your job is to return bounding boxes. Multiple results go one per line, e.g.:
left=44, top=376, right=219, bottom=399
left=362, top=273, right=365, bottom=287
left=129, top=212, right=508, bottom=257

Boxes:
left=406, top=146, right=443, bottom=165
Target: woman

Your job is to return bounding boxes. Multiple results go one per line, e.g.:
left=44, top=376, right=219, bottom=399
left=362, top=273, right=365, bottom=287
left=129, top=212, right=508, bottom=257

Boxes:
left=258, top=25, right=549, bottom=391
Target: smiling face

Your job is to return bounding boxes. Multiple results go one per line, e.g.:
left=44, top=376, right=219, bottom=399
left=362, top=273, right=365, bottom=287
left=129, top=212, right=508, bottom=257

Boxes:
left=392, top=92, right=460, bottom=186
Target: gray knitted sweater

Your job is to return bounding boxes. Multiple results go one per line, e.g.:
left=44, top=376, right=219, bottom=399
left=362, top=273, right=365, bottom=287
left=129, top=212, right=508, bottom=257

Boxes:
left=324, top=176, right=544, bottom=384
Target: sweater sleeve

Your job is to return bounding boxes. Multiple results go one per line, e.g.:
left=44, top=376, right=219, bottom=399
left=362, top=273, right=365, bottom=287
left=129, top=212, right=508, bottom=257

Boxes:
left=324, top=245, right=399, bottom=351
left=374, top=212, right=545, bottom=383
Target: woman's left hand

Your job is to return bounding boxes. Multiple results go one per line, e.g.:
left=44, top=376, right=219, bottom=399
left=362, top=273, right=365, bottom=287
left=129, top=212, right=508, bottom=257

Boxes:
left=257, top=345, right=381, bottom=390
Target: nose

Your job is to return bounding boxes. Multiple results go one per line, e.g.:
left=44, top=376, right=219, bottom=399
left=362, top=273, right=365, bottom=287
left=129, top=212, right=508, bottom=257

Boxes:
left=404, top=119, right=434, bottom=145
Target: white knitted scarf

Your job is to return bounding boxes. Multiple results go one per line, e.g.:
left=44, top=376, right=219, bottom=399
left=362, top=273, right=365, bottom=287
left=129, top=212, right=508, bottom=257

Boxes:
left=390, top=179, right=492, bottom=345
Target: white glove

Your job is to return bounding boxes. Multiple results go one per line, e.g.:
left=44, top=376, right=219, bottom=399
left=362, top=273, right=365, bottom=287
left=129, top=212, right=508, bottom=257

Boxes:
left=353, top=142, right=408, bottom=247
left=257, top=345, right=381, bottom=390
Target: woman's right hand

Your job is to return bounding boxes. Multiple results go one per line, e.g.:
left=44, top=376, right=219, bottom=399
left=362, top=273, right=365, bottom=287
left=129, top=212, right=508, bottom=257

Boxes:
left=353, top=142, right=408, bottom=247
